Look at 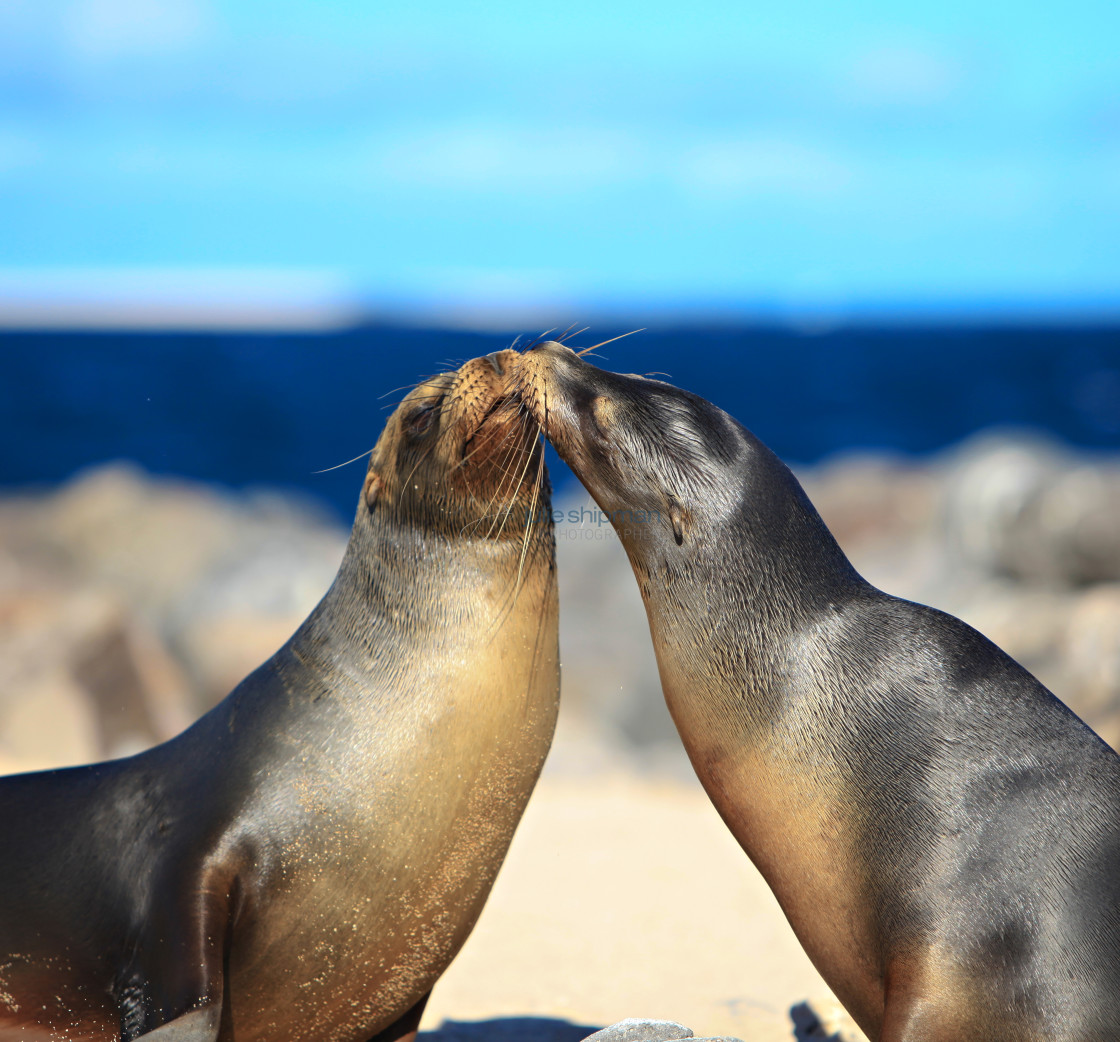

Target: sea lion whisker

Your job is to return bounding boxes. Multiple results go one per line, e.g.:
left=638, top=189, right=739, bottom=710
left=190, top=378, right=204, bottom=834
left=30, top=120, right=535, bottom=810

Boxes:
left=521, top=329, right=557, bottom=353
left=464, top=396, right=523, bottom=487
left=396, top=436, right=444, bottom=507
left=485, top=456, right=529, bottom=539
left=490, top=425, right=539, bottom=540
left=576, top=328, right=645, bottom=356
left=489, top=443, right=550, bottom=638
left=455, top=435, right=501, bottom=472
left=555, top=323, right=589, bottom=345
left=312, top=447, right=376, bottom=474
left=496, top=430, right=535, bottom=542
left=463, top=442, right=525, bottom=529
left=457, top=399, right=525, bottom=478
left=475, top=402, right=537, bottom=536
left=479, top=422, right=531, bottom=538
left=376, top=374, right=447, bottom=400
left=514, top=421, right=547, bottom=591
left=380, top=389, right=451, bottom=412
left=498, top=397, right=547, bottom=559
left=459, top=413, right=530, bottom=533
left=460, top=417, right=527, bottom=527
left=377, top=381, right=424, bottom=400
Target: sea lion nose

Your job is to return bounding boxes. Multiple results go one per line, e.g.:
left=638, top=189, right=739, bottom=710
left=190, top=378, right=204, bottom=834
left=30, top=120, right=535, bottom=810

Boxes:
left=529, top=340, right=577, bottom=357
left=485, top=352, right=505, bottom=376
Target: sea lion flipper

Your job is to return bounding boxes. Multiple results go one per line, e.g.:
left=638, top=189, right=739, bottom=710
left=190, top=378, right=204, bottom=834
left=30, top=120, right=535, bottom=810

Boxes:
left=364, top=990, right=430, bottom=1042
left=126, top=863, right=232, bottom=1041
left=134, top=1005, right=220, bottom=1041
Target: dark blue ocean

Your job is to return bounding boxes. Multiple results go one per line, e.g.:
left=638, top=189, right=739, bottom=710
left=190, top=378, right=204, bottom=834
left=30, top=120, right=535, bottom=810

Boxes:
left=3, top=324, right=1118, bottom=521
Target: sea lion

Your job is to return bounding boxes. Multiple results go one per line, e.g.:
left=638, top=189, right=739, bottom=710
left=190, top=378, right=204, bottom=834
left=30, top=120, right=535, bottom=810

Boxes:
left=511, top=340, right=1120, bottom=1042
left=0, top=351, right=560, bottom=1042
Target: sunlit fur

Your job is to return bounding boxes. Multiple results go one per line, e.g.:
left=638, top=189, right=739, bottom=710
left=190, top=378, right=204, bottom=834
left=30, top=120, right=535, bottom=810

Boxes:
left=0, top=351, right=559, bottom=1042
left=513, top=340, right=1120, bottom=1042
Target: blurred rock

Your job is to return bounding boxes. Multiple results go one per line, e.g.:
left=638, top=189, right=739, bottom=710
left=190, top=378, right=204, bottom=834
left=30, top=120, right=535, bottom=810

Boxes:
left=580, top=1020, right=695, bottom=1041
left=1, top=667, right=99, bottom=772
left=798, top=452, right=943, bottom=598
left=948, top=582, right=1074, bottom=688
left=553, top=493, right=688, bottom=774
left=1060, top=584, right=1120, bottom=748
left=45, top=463, right=245, bottom=619
left=0, top=463, right=347, bottom=724
left=0, top=582, right=192, bottom=767
left=0, top=462, right=347, bottom=768
left=797, top=452, right=939, bottom=550
left=942, top=432, right=1120, bottom=586
left=3, top=433, right=1120, bottom=772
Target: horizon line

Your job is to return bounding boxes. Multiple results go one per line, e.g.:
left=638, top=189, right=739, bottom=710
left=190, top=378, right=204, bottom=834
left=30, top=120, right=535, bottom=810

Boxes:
left=0, top=268, right=1118, bottom=332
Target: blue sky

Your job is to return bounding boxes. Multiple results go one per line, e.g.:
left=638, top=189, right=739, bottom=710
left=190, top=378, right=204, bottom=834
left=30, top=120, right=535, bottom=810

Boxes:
left=1, top=0, right=1118, bottom=321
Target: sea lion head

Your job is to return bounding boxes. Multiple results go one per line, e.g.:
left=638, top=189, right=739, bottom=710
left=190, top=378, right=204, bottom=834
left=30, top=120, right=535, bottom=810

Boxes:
left=362, top=349, right=550, bottom=544
left=511, top=340, right=746, bottom=555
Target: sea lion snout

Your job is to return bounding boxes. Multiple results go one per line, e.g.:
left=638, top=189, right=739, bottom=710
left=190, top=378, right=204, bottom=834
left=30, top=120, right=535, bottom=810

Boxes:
left=512, top=342, right=744, bottom=541
left=467, top=348, right=520, bottom=382
left=517, top=339, right=584, bottom=390
left=362, top=351, right=547, bottom=536
left=526, top=339, right=577, bottom=357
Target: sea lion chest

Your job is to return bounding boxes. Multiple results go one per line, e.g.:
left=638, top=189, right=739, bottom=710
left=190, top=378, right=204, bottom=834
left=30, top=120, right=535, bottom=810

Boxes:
left=216, top=624, right=557, bottom=1041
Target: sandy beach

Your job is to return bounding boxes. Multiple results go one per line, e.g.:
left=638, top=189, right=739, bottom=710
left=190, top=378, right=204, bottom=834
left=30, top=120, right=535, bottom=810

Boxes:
left=418, top=756, right=844, bottom=1040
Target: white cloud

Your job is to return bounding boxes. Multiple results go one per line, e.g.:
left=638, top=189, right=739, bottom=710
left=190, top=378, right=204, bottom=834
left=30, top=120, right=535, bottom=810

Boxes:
left=376, top=266, right=584, bottom=328
left=847, top=41, right=961, bottom=106
left=0, top=268, right=361, bottom=330
left=680, top=137, right=854, bottom=200
left=377, top=126, right=643, bottom=192
left=64, top=0, right=213, bottom=59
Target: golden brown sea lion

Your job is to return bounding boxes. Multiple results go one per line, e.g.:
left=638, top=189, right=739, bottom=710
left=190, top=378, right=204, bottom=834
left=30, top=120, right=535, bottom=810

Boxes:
left=0, top=351, right=559, bottom=1041
left=512, top=340, right=1120, bottom=1042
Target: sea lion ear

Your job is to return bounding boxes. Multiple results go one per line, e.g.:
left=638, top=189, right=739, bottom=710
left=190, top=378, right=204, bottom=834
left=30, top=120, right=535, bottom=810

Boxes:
left=589, top=395, right=617, bottom=436
left=667, top=495, right=686, bottom=546
left=364, top=472, right=385, bottom=512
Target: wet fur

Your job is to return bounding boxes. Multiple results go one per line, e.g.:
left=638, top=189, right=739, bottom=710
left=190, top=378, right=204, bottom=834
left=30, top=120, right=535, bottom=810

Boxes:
left=513, top=341, right=1120, bottom=1042
left=0, top=352, right=559, bottom=1042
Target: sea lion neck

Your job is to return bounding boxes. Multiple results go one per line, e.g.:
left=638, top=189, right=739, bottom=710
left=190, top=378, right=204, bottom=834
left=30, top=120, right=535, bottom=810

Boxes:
left=286, top=500, right=554, bottom=679
left=717, top=433, right=862, bottom=601
left=627, top=432, right=864, bottom=629
left=614, top=427, right=870, bottom=745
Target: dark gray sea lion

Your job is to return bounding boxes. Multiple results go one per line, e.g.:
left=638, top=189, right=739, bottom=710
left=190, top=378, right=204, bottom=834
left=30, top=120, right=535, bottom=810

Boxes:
left=511, top=340, right=1120, bottom=1042
left=0, top=351, right=559, bottom=1041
